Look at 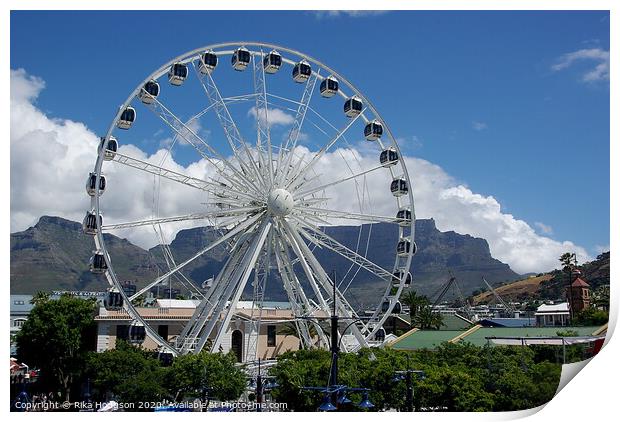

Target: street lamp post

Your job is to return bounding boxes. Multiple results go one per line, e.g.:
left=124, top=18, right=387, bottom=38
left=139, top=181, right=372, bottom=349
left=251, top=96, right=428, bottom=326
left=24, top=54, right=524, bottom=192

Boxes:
left=330, top=270, right=339, bottom=399
left=393, top=355, right=425, bottom=412
left=300, top=271, right=375, bottom=411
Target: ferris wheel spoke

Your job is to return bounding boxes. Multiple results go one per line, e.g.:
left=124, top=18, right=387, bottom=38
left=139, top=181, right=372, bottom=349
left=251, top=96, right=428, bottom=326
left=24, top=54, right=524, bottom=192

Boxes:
left=191, top=62, right=267, bottom=192
left=128, top=212, right=264, bottom=301
left=296, top=207, right=404, bottom=225
left=291, top=215, right=394, bottom=282
left=285, top=108, right=367, bottom=190
left=142, top=93, right=261, bottom=194
left=293, top=162, right=386, bottom=200
left=185, top=92, right=259, bottom=131
left=101, top=206, right=261, bottom=231
left=251, top=49, right=274, bottom=185
left=278, top=69, right=320, bottom=183
left=110, top=150, right=259, bottom=202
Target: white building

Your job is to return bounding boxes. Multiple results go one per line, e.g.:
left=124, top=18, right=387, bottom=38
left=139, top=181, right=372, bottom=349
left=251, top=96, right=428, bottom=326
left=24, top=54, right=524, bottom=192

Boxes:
left=535, top=302, right=570, bottom=327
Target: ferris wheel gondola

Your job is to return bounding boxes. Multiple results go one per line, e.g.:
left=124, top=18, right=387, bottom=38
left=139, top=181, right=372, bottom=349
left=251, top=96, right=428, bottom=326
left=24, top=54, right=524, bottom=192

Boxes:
left=199, top=50, right=218, bottom=74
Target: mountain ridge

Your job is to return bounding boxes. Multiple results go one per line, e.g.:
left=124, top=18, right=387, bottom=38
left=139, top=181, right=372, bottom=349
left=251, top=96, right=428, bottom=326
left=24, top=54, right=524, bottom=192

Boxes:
left=10, top=215, right=521, bottom=306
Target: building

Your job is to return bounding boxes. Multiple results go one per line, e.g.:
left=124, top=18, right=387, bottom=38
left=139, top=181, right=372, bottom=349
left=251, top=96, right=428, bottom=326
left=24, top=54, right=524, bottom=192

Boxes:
left=94, top=300, right=321, bottom=362
left=535, top=303, right=570, bottom=327
left=10, top=295, right=34, bottom=355
left=567, top=277, right=591, bottom=313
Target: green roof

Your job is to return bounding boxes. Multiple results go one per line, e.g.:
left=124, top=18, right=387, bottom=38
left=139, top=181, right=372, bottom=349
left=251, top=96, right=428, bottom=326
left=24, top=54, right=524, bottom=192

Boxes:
left=440, top=314, right=474, bottom=330
left=390, top=325, right=603, bottom=351
left=458, top=326, right=602, bottom=347
left=392, top=330, right=465, bottom=350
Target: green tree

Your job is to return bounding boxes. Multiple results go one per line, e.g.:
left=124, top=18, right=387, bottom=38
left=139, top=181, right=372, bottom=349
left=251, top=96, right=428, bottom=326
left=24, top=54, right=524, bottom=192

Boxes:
left=30, top=291, right=50, bottom=306
left=413, top=306, right=444, bottom=330
left=165, top=351, right=246, bottom=401
left=401, top=291, right=430, bottom=321
left=269, top=343, right=562, bottom=412
left=573, top=308, right=608, bottom=326
left=16, top=294, right=97, bottom=400
left=84, top=340, right=167, bottom=406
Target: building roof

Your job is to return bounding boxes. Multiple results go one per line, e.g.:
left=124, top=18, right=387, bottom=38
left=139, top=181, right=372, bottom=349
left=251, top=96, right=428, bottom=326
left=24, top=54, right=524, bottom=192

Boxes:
left=571, top=277, right=590, bottom=288
left=391, top=330, right=465, bottom=350
left=155, top=299, right=200, bottom=308
left=441, top=314, right=474, bottom=330
left=236, top=301, right=292, bottom=310
left=535, top=303, right=569, bottom=315
left=457, top=326, right=601, bottom=347
left=389, top=324, right=603, bottom=350
left=10, top=295, right=34, bottom=314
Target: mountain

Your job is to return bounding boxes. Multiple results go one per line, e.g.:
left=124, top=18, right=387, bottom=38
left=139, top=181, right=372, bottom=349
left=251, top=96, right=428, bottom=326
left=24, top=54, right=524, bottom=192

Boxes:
left=10, top=216, right=160, bottom=294
left=10, top=216, right=520, bottom=307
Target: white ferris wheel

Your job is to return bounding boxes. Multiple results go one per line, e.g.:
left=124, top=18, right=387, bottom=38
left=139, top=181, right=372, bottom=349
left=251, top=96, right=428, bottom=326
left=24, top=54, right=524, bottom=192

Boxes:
left=84, top=42, right=417, bottom=359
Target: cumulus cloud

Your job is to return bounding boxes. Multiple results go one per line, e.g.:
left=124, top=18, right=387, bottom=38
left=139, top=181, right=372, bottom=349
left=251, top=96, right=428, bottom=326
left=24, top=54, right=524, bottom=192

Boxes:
left=551, top=48, right=610, bottom=82
left=248, top=106, right=295, bottom=128
left=11, top=69, right=592, bottom=274
left=289, top=145, right=591, bottom=274
left=10, top=68, right=221, bottom=248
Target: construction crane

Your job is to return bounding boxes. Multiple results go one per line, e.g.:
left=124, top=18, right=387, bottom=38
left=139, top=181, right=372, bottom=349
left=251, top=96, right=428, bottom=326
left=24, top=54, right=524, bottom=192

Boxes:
left=482, top=277, right=516, bottom=315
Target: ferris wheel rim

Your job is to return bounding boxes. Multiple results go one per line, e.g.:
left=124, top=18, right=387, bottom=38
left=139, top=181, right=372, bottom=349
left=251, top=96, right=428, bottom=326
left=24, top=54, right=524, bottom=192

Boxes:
left=91, top=41, right=416, bottom=355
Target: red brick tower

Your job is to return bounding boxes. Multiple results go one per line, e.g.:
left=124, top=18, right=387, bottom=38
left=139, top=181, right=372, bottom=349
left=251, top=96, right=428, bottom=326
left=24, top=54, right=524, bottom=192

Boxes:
left=567, top=276, right=591, bottom=314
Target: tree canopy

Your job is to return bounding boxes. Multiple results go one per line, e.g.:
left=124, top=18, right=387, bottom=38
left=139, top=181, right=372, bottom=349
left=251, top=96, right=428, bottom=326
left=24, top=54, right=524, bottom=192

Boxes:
left=269, top=343, right=561, bottom=412
left=15, top=293, right=97, bottom=401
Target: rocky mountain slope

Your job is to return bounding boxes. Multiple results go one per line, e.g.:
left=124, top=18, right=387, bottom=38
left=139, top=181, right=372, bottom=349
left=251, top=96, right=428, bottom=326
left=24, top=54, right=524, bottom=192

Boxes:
left=11, top=216, right=521, bottom=307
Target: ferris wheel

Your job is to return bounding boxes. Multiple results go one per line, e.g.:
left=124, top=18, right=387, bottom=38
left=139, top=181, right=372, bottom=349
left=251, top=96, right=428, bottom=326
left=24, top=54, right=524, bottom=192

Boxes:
left=84, top=42, right=417, bottom=358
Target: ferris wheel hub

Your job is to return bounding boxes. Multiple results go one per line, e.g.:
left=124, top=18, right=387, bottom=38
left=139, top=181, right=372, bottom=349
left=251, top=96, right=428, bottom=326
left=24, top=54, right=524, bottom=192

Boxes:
left=267, top=188, right=294, bottom=216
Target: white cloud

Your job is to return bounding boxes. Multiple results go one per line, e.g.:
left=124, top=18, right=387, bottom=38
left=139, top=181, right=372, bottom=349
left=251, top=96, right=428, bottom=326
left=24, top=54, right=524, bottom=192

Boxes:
left=312, top=11, right=388, bottom=19
left=10, top=69, right=592, bottom=275
left=248, top=106, right=295, bottom=128
left=551, top=48, right=610, bottom=82
left=472, top=121, right=488, bottom=131
left=10, top=68, right=221, bottom=248
left=289, top=145, right=591, bottom=274
left=534, top=222, right=553, bottom=235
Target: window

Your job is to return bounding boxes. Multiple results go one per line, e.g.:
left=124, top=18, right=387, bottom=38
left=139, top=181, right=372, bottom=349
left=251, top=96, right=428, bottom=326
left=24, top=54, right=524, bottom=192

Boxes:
left=13, top=300, right=25, bottom=305
left=13, top=319, right=26, bottom=328
left=267, top=325, right=277, bottom=347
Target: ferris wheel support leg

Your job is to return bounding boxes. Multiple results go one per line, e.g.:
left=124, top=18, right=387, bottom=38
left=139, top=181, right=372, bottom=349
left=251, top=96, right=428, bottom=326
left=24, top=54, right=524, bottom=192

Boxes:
left=176, top=237, right=251, bottom=353
left=277, top=224, right=330, bottom=313
left=282, top=222, right=369, bottom=350
left=273, top=231, right=329, bottom=349
left=207, top=219, right=273, bottom=353
left=185, top=220, right=267, bottom=354
left=244, top=230, right=274, bottom=362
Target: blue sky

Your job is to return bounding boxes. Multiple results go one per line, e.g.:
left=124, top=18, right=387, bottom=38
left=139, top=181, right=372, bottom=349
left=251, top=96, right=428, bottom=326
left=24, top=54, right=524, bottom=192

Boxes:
left=10, top=10, right=610, bottom=270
